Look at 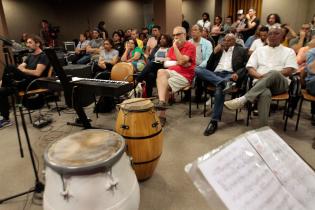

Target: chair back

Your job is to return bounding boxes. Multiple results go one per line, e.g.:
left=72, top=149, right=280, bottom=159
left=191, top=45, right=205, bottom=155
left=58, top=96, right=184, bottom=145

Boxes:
left=111, top=62, right=134, bottom=82
left=64, top=41, right=76, bottom=53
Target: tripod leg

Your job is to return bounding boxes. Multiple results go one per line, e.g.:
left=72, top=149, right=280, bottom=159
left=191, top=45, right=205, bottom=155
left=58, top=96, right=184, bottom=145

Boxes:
left=18, top=104, right=41, bottom=182
left=11, top=95, right=24, bottom=158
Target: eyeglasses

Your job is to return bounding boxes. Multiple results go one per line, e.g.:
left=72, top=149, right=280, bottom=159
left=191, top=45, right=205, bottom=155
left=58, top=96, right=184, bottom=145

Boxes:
left=302, top=27, right=310, bottom=30
left=128, top=42, right=135, bottom=44
left=173, top=32, right=183, bottom=37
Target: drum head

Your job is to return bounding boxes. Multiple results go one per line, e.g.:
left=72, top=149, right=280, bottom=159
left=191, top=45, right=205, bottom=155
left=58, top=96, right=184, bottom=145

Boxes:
left=44, top=130, right=125, bottom=174
left=120, top=98, right=153, bottom=112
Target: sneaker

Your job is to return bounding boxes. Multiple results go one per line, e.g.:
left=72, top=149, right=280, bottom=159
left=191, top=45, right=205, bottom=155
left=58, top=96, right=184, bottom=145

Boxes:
left=0, top=119, right=12, bottom=129
left=205, top=98, right=212, bottom=106
left=159, top=116, right=166, bottom=127
left=155, top=101, right=168, bottom=110
left=223, top=81, right=237, bottom=93
left=224, top=97, right=246, bottom=110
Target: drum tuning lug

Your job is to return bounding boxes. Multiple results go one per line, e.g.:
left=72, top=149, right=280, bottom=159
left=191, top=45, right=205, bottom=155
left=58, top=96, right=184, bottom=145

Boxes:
left=106, top=179, right=119, bottom=191
left=121, top=124, right=129, bottom=129
left=60, top=190, right=71, bottom=201
left=152, top=122, right=159, bottom=127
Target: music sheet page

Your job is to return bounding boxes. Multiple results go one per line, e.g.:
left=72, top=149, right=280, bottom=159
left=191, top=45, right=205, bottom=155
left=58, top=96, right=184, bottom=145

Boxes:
left=197, top=129, right=314, bottom=210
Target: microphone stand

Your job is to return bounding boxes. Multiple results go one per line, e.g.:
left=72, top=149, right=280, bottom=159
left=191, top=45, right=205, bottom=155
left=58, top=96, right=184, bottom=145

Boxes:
left=0, top=95, right=44, bottom=204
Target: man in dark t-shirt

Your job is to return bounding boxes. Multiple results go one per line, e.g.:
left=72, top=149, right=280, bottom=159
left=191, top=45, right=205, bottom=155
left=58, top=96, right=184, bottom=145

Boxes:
left=0, top=34, right=50, bottom=128
left=239, top=8, right=260, bottom=42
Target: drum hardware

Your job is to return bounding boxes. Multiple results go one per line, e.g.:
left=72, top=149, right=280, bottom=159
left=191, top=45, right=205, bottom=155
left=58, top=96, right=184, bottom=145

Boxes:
left=121, top=124, right=129, bottom=129
left=105, top=169, right=119, bottom=191
left=152, top=122, right=159, bottom=128
left=60, top=175, right=71, bottom=201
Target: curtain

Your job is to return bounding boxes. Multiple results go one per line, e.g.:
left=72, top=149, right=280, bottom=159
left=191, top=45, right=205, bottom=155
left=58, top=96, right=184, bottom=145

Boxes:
left=228, top=0, right=263, bottom=22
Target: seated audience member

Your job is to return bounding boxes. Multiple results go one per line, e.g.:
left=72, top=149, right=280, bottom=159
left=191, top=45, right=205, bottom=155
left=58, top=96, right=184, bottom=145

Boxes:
left=222, top=16, right=233, bottom=35
left=239, top=8, right=260, bottom=42
left=145, top=25, right=162, bottom=57
left=131, top=29, right=144, bottom=49
left=121, top=38, right=146, bottom=72
left=94, top=39, right=119, bottom=78
left=80, top=29, right=104, bottom=64
left=266, top=13, right=281, bottom=29
left=72, top=33, right=90, bottom=64
left=139, top=33, right=148, bottom=50
left=137, top=34, right=172, bottom=97
left=197, top=12, right=211, bottom=32
left=210, top=16, right=223, bottom=45
left=289, top=23, right=312, bottom=53
left=112, top=31, right=125, bottom=57
left=201, top=27, right=215, bottom=48
left=305, top=47, right=315, bottom=125
left=196, top=34, right=247, bottom=135
left=248, top=26, right=269, bottom=55
left=224, top=26, right=298, bottom=127
left=0, top=35, right=50, bottom=128
left=189, top=24, right=213, bottom=102
left=244, top=25, right=262, bottom=49
left=84, top=30, right=92, bottom=40
left=124, top=29, right=132, bottom=40
left=117, top=29, right=125, bottom=42
left=20, top=33, right=28, bottom=47
left=297, top=38, right=315, bottom=75
left=281, top=24, right=297, bottom=47
left=155, top=26, right=196, bottom=126
left=142, top=27, right=149, bottom=36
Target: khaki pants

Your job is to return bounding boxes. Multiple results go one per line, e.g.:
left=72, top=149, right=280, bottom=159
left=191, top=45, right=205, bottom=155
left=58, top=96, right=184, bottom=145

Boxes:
left=245, top=71, right=289, bottom=126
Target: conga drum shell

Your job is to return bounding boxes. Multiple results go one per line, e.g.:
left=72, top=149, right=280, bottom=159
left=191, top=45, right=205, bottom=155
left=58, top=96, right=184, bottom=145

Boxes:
left=43, top=129, right=140, bottom=210
left=116, top=98, right=163, bottom=181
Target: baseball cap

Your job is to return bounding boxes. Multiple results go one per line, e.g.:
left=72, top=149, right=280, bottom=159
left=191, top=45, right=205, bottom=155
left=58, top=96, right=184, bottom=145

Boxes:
left=237, top=9, right=244, bottom=15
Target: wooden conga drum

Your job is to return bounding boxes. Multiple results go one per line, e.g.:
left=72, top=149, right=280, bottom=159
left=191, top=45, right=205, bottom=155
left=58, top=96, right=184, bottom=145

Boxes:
left=115, top=98, right=163, bottom=181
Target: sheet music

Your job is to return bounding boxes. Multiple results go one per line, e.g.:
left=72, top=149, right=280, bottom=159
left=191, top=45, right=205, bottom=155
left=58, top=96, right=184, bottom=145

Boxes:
left=247, top=129, right=315, bottom=209
left=197, top=131, right=311, bottom=210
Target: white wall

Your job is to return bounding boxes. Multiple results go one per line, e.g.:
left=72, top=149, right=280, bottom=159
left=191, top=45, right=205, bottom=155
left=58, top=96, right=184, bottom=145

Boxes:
left=261, top=0, right=310, bottom=31
left=3, top=0, right=145, bottom=42
left=182, top=0, right=215, bottom=26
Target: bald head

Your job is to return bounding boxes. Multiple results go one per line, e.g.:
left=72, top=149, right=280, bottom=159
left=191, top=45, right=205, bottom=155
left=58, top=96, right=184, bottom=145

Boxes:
left=268, top=27, right=283, bottom=47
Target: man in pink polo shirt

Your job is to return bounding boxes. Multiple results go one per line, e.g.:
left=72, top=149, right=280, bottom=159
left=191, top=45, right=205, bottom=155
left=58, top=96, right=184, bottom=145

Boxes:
left=155, top=26, right=196, bottom=126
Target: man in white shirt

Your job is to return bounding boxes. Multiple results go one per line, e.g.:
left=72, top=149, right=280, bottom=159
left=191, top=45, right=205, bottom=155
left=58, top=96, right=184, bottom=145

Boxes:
left=197, top=12, right=211, bottom=32
left=224, top=26, right=298, bottom=126
left=195, top=33, right=248, bottom=135
left=248, top=26, right=268, bottom=55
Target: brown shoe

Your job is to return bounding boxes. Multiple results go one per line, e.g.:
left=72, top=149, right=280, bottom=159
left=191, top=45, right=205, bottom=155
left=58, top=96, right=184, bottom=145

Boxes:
left=159, top=116, right=166, bottom=127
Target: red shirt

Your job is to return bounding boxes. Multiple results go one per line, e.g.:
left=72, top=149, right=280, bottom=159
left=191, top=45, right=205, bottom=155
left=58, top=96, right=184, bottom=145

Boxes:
left=167, top=41, right=196, bottom=83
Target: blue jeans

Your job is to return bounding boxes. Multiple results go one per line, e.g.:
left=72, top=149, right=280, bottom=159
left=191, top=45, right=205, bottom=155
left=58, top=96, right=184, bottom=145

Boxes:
left=196, top=67, right=232, bottom=121
left=306, top=78, right=315, bottom=114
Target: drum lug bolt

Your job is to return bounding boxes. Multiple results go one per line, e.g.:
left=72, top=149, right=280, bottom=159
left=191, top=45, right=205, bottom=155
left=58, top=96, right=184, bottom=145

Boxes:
left=121, top=124, right=129, bottom=129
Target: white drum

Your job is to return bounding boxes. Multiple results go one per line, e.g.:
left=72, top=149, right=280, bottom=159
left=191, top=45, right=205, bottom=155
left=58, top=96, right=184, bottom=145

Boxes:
left=43, top=130, right=140, bottom=210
